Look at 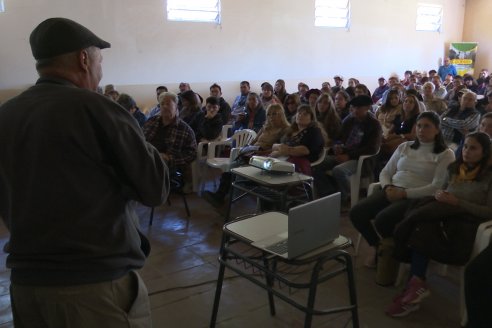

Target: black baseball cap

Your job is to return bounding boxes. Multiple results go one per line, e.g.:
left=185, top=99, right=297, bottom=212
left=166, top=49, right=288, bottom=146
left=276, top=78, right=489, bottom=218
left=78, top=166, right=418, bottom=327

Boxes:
left=30, top=17, right=111, bottom=60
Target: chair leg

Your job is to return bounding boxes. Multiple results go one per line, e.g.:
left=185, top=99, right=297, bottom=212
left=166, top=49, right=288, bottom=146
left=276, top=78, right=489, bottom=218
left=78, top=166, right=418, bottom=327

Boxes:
left=181, top=193, right=191, bottom=217
left=354, top=233, right=362, bottom=256
left=149, top=207, right=155, bottom=226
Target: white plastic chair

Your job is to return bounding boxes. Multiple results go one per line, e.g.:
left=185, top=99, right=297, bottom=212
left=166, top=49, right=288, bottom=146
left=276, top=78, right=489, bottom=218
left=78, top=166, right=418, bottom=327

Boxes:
left=206, top=129, right=257, bottom=173
left=310, top=147, right=327, bottom=168
left=192, top=125, right=232, bottom=193
left=354, top=182, right=381, bottom=256
left=350, top=148, right=380, bottom=208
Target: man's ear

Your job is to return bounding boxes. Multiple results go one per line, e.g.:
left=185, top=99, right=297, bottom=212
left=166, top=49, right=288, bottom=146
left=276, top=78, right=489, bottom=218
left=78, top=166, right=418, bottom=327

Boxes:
left=78, top=49, right=90, bottom=72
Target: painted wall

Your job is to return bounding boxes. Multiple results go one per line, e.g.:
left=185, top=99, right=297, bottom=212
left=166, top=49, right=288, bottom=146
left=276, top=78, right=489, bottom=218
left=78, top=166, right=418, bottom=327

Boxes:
left=0, top=0, right=466, bottom=111
left=463, top=0, right=492, bottom=78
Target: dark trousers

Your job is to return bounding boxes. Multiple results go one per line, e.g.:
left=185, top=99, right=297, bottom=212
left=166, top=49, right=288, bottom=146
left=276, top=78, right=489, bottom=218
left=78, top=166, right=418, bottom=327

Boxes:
left=465, top=244, right=492, bottom=328
left=349, top=189, right=413, bottom=246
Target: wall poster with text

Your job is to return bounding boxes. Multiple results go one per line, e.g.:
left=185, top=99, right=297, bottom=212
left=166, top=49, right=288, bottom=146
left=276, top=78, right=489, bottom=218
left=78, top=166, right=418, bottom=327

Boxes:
left=448, top=42, right=478, bottom=76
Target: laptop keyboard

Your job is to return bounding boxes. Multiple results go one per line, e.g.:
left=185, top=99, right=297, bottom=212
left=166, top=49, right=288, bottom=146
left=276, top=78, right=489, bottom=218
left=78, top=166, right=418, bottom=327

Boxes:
left=265, top=239, right=288, bottom=254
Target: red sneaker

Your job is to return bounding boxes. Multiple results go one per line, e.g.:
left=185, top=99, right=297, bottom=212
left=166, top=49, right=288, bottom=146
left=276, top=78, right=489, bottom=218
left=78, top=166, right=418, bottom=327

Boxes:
left=401, top=276, right=430, bottom=304
left=385, top=295, right=420, bottom=317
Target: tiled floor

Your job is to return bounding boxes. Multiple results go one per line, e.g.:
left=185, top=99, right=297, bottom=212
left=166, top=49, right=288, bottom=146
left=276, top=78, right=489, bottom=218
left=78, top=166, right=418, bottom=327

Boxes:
left=0, top=189, right=464, bottom=327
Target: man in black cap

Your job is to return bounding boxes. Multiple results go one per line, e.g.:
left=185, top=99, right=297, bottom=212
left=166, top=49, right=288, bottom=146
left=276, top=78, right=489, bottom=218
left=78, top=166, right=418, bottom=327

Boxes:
left=313, top=95, right=382, bottom=204
left=0, top=17, right=167, bottom=327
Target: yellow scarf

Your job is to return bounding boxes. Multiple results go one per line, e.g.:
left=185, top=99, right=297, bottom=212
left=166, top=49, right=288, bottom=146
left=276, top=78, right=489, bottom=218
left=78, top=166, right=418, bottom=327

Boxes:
left=455, top=163, right=480, bottom=182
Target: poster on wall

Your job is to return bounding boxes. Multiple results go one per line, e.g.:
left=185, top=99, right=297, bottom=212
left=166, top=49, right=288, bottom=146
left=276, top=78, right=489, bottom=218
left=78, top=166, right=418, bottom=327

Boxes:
left=448, top=42, right=478, bottom=76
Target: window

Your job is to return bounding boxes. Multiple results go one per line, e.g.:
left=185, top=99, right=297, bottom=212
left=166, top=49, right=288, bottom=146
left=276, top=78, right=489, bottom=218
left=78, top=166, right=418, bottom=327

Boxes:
left=416, top=4, right=443, bottom=32
left=0, top=0, right=4, bottom=13
left=167, top=0, right=221, bottom=24
left=315, top=0, right=350, bottom=28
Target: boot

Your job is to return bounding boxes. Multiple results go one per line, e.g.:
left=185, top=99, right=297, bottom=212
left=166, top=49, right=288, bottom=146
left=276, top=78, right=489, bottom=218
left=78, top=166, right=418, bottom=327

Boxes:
left=376, top=238, right=399, bottom=286
left=203, top=172, right=231, bottom=208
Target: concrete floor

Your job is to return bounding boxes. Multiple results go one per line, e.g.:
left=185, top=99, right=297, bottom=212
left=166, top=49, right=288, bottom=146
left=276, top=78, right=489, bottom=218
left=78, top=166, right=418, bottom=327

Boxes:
left=0, top=188, right=464, bottom=327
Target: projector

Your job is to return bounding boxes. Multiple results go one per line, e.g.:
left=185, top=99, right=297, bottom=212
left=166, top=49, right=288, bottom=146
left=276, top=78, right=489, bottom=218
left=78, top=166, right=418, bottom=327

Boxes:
left=249, top=156, right=295, bottom=174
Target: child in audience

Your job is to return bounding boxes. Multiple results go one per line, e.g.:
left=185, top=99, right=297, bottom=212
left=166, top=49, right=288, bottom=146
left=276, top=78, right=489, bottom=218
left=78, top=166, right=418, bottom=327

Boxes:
left=387, top=132, right=492, bottom=317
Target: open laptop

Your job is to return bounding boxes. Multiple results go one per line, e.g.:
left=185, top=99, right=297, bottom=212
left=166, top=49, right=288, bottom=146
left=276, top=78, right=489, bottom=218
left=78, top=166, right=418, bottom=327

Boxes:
left=250, top=193, right=341, bottom=259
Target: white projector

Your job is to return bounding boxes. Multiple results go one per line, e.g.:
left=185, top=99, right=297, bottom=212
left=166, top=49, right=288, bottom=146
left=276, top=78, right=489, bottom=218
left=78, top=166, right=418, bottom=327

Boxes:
left=249, top=156, right=296, bottom=174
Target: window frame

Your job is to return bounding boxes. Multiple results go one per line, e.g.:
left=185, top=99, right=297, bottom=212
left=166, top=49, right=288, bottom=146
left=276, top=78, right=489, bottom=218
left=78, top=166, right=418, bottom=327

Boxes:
left=166, top=0, right=221, bottom=24
left=314, top=0, right=351, bottom=29
left=416, top=3, right=443, bottom=32
left=0, top=0, right=5, bottom=13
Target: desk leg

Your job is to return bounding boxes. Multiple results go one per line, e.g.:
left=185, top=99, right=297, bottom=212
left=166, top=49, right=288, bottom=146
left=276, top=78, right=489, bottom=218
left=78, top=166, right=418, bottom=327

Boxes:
left=210, top=246, right=228, bottom=327
left=263, top=256, right=276, bottom=316
left=343, top=253, right=360, bottom=328
left=224, top=173, right=236, bottom=223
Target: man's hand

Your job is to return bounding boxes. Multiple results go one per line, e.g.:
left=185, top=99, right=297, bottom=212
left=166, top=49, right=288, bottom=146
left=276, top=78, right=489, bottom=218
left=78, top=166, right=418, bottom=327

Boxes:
left=385, top=186, right=407, bottom=202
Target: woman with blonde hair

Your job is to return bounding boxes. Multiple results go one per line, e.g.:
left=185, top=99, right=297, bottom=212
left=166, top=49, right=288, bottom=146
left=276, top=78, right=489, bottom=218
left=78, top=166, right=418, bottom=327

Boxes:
left=203, top=104, right=290, bottom=207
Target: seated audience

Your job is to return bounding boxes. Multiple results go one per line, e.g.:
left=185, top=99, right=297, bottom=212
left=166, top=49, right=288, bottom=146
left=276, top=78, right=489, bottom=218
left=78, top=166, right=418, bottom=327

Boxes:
left=195, top=96, right=223, bottom=143
left=422, top=81, right=447, bottom=115
left=143, top=92, right=197, bottom=193
left=464, top=75, right=479, bottom=93
left=380, top=75, right=400, bottom=104
left=209, top=83, right=231, bottom=125
left=203, top=104, right=290, bottom=207
left=345, top=78, right=359, bottom=98
left=373, top=77, right=389, bottom=104
left=387, top=132, right=491, bottom=317
left=334, top=90, right=351, bottom=121
left=274, top=79, right=289, bottom=105
left=179, top=90, right=202, bottom=135
left=441, top=90, right=480, bottom=149
left=444, top=75, right=464, bottom=104
left=231, top=81, right=250, bottom=112
left=283, top=93, right=301, bottom=123
left=354, top=84, right=372, bottom=99
left=296, top=82, right=309, bottom=103
left=350, top=111, right=454, bottom=269
left=177, top=82, right=191, bottom=110
left=321, top=82, right=332, bottom=95
left=270, top=105, right=325, bottom=175
left=313, top=95, right=382, bottom=202
left=331, top=75, right=345, bottom=95
left=233, top=92, right=266, bottom=133
left=375, top=89, right=402, bottom=137
left=431, top=75, right=447, bottom=99
left=260, top=82, right=275, bottom=109
left=116, top=93, right=147, bottom=127
left=479, top=112, right=492, bottom=138
left=306, top=89, right=322, bottom=110
left=380, top=94, right=420, bottom=158
left=315, top=93, right=341, bottom=147
left=148, top=85, right=168, bottom=118
left=476, top=90, right=492, bottom=114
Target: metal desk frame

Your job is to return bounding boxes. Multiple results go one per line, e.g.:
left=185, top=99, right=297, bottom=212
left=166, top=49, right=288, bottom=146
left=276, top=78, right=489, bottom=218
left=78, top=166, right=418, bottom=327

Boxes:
left=209, top=213, right=359, bottom=328
left=224, top=166, right=315, bottom=222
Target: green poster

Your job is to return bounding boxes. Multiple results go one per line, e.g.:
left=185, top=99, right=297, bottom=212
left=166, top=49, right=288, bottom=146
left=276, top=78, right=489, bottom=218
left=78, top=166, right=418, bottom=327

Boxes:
left=448, top=42, right=478, bottom=76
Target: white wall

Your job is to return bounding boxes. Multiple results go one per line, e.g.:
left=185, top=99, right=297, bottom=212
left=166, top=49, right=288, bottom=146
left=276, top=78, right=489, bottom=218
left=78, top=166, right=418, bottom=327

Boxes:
left=0, top=0, right=466, bottom=110
left=463, top=0, right=492, bottom=77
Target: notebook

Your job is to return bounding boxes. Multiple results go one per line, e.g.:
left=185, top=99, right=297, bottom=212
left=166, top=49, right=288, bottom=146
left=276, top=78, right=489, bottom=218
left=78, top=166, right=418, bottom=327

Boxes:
left=250, top=193, right=341, bottom=259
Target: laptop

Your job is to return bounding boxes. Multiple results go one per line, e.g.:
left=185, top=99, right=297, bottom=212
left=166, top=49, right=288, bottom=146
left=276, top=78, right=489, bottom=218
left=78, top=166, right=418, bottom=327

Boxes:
left=250, top=193, right=341, bottom=259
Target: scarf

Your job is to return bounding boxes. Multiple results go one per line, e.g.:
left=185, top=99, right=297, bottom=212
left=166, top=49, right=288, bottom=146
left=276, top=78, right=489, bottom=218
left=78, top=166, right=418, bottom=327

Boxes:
left=455, top=163, right=480, bottom=182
